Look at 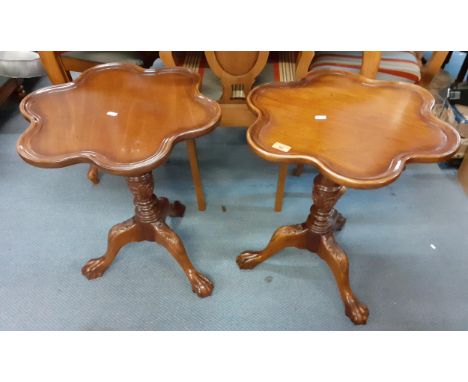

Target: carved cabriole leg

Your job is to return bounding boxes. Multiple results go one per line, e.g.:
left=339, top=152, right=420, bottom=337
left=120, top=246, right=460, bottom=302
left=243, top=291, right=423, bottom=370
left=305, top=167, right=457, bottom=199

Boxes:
left=237, top=173, right=367, bottom=324
left=81, top=218, right=141, bottom=279
left=150, top=220, right=213, bottom=297
left=81, top=172, right=213, bottom=298
left=305, top=175, right=367, bottom=324
left=237, top=224, right=309, bottom=269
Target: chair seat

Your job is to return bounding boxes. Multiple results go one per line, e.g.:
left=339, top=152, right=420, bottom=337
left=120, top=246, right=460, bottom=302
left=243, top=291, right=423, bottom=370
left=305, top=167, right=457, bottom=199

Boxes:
left=61, top=51, right=144, bottom=66
left=0, top=51, right=44, bottom=78
left=309, top=51, right=421, bottom=83
left=162, top=52, right=297, bottom=100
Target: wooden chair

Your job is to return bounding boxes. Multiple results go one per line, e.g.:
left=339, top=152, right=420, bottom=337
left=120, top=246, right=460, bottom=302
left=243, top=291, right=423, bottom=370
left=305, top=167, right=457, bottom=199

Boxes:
left=38, top=51, right=158, bottom=185
left=289, top=51, right=450, bottom=199
left=160, top=51, right=315, bottom=211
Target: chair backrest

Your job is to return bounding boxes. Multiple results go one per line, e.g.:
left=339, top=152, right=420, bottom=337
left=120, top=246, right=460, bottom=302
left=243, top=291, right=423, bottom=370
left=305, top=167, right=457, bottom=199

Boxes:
left=204, top=51, right=269, bottom=103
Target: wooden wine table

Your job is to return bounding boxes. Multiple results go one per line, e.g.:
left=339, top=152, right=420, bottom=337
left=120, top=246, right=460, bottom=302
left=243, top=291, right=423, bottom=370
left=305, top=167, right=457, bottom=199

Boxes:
left=237, top=70, right=460, bottom=324
left=17, top=63, right=221, bottom=297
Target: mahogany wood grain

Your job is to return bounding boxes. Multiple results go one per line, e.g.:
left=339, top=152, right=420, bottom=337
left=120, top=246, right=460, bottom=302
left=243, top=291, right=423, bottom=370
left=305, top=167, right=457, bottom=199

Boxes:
left=290, top=51, right=449, bottom=183
left=17, top=63, right=220, bottom=296
left=240, top=70, right=459, bottom=324
left=38, top=51, right=158, bottom=186
left=247, top=70, right=459, bottom=189
left=18, top=64, right=221, bottom=176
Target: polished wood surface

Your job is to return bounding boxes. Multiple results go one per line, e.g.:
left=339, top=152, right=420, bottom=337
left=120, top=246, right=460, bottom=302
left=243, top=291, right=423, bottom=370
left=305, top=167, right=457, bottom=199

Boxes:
left=247, top=70, right=460, bottom=189
left=17, top=63, right=220, bottom=296
left=18, top=63, right=221, bottom=176
left=240, top=70, right=459, bottom=324
left=38, top=51, right=157, bottom=186
left=287, top=51, right=449, bottom=208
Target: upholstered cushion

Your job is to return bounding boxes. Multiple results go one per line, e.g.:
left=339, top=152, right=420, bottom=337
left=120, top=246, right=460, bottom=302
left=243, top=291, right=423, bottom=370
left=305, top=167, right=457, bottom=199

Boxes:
left=61, top=51, right=143, bottom=66
left=163, top=51, right=297, bottom=100
left=309, top=51, right=421, bottom=83
left=0, top=76, right=8, bottom=86
left=0, top=51, right=44, bottom=78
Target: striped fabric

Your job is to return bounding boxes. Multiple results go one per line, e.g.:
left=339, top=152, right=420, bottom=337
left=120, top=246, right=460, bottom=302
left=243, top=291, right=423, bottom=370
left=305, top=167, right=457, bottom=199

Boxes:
left=169, top=52, right=297, bottom=101
left=309, top=51, right=421, bottom=83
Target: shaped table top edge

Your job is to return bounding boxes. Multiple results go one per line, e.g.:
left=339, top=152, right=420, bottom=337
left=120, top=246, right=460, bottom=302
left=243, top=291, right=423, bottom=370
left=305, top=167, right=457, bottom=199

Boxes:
left=17, top=63, right=222, bottom=176
left=246, top=70, right=461, bottom=189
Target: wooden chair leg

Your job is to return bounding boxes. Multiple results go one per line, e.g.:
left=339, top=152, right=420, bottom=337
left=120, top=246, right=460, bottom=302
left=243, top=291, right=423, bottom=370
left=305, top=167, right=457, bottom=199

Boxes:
left=186, top=139, right=206, bottom=211
left=16, top=79, right=26, bottom=99
left=292, top=164, right=304, bottom=176
left=275, top=164, right=288, bottom=212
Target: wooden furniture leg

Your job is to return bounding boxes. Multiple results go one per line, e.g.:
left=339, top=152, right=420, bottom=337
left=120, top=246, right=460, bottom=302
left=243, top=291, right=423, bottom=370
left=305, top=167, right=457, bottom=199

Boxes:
left=292, top=164, right=304, bottom=177
left=275, top=164, right=288, bottom=212
left=87, top=164, right=100, bottom=184
left=237, top=173, right=368, bottom=324
left=186, top=139, right=206, bottom=211
left=16, top=79, right=26, bottom=99
left=81, top=172, right=213, bottom=297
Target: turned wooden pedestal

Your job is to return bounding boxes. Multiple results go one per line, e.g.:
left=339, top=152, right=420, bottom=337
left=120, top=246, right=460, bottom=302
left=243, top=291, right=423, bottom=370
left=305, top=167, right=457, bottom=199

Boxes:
left=237, top=174, right=368, bottom=323
left=81, top=172, right=213, bottom=297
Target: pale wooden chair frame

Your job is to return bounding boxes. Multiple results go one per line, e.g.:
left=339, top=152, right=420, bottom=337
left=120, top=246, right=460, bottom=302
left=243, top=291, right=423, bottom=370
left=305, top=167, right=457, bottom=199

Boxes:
left=161, top=51, right=316, bottom=211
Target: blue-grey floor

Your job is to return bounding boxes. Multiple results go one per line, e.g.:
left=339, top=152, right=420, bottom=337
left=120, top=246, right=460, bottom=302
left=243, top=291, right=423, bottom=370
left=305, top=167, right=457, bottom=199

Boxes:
left=1, top=76, right=467, bottom=330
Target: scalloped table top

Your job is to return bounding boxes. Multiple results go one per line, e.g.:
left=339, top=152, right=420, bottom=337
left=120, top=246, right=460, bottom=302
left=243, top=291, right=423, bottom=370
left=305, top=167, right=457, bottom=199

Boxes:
left=17, top=63, right=221, bottom=176
left=247, top=70, right=460, bottom=189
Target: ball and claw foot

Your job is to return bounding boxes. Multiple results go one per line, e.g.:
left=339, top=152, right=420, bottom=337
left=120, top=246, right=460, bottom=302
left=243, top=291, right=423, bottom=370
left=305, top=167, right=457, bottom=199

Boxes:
left=188, top=271, right=213, bottom=298
left=81, top=257, right=110, bottom=280
left=344, top=295, right=369, bottom=325
left=236, top=251, right=263, bottom=270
